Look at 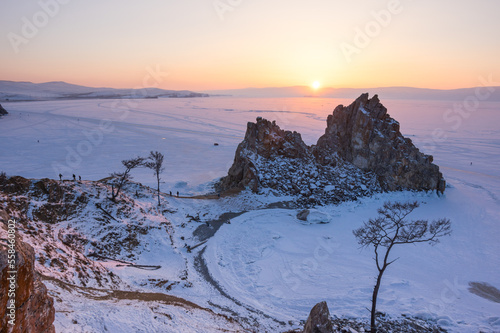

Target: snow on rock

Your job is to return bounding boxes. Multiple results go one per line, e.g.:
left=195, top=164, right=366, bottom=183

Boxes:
left=315, top=93, right=445, bottom=193
left=217, top=117, right=380, bottom=207
left=218, top=94, right=445, bottom=207
left=304, top=209, right=332, bottom=224
left=296, top=209, right=332, bottom=224
left=0, top=176, right=185, bottom=289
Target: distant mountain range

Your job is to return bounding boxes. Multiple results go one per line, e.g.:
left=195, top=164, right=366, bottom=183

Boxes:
left=0, top=81, right=208, bottom=102
left=204, top=85, right=500, bottom=101
left=2, top=81, right=499, bottom=102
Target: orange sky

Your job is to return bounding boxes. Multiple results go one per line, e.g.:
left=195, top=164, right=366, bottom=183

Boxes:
left=1, top=0, right=499, bottom=91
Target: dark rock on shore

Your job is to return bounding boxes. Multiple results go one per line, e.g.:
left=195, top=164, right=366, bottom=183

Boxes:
left=0, top=104, right=8, bottom=116
left=303, top=301, right=334, bottom=333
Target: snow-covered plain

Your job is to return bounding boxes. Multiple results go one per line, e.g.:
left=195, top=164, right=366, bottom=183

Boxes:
left=1, top=96, right=499, bottom=332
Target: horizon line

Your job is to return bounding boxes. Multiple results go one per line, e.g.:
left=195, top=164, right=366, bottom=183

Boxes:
left=1, top=79, right=498, bottom=93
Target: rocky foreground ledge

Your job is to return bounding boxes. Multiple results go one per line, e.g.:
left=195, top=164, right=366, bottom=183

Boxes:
left=0, top=210, right=56, bottom=333
left=217, top=94, right=445, bottom=206
left=295, top=301, right=446, bottom=333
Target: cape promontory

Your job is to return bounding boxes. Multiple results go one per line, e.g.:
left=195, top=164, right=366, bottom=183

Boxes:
left=218, top=93, right=445, bottom=205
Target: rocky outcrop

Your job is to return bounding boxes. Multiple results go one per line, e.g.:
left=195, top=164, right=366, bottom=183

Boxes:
left=218, top=116, right=378, bottom=206
left=297, top=209, right=310, bottom=221
left=242, top=117, right=309, bottom=159
left=0, top=211, right=56, bottom=333
left=0, top=176, right=140, bottom=289
left=1, top=177, right=89, bottom=224
left=303, top=301, right=334, bottom=333
left=220, top=117, right=309, bottom=192
left=218, top=94, right=445, bottom=205
left=315, top=93, right=445, bottom=192
left=0, top=104, right=7, bottom=116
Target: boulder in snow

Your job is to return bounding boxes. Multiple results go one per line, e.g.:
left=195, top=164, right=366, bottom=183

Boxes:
left=0, top=104, right=8, bottom=116
left=297, top=209, right=331, bottom=224
left=303, top=301, right=334, bottom=333
left=296, top=209, right=310, bottom=221
left=306, top=210, right=331, bottom=224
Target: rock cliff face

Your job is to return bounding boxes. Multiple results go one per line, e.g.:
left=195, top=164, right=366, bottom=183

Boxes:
left=315, top=93, right=445, bottom=192
left=219, top=117, right=310, bottom=193
left=218, top=116, right=379, bottom=206
left=0, top=104, right=8, bottom=116
left=0, top=211, right=56, bottom=333
left=218, top=94, right=445, bottom=204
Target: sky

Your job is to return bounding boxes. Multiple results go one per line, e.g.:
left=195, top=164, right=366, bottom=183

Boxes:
left=1, top=0, right=499, bottom=91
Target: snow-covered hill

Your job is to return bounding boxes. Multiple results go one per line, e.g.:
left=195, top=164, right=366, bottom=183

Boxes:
left=2, top=172, right=499, bottom=332
left=0, top=80, right=208, bottom=102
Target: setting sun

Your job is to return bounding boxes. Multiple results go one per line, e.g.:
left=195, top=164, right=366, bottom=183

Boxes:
left=312, top=81, right=321, bottom=90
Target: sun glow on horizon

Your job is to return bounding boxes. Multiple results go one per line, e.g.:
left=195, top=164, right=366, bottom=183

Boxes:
left=0, top=2, right=498, bottom=91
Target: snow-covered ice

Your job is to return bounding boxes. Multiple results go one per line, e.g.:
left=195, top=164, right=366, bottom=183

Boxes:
left=0, top=96, right=499, bottom=332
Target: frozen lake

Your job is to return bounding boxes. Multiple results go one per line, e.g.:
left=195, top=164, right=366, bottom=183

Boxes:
left=1, top=96, right=499, bottom=195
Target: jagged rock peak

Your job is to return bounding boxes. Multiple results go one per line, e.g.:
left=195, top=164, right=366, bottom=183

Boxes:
left=218, top=117, right=311, bottom=193
left=316, top=93, right=445, bottom=192
left=303, top=301, right=334, bottom=333
left=242, top=116, right=309, bottom=159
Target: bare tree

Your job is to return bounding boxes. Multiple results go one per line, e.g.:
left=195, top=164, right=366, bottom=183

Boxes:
left=144, top=151, right=165, bottom=206
left=110, top=156, right=145, bottom=202
left=353, top=201, right=451, bottom=333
